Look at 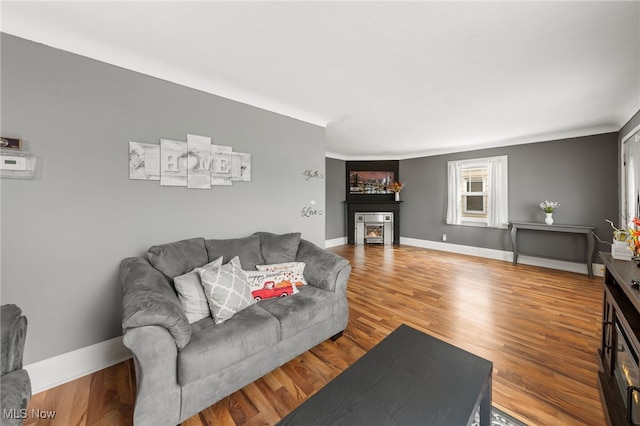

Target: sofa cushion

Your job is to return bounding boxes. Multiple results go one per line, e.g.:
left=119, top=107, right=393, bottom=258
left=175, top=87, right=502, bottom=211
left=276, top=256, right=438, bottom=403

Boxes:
left=199, top=257, right=255, bottom=324
left=205, top=235, right=264, bottom=270
left=147, top=237, right=208, bottom=278
left=244, top=270, right=299, bottom=301
left=255, top=262, right=308, bottom=287
left=174, top=257, right=223, bottom=323
left=178, top=305, right=279, bottom=385
left=258, top=285, right=341, bottom=340
left=253, top=232, right=301, bottom=265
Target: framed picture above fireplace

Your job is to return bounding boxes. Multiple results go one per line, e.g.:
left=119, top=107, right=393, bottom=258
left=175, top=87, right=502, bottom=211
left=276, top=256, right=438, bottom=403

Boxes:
left=349, top=171, right=395, bottom=194
left=346, top=160, right=399, bottom=202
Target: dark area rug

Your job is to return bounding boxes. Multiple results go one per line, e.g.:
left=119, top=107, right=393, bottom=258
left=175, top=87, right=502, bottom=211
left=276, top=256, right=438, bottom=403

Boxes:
left=471, top=406, right=527, bottom=426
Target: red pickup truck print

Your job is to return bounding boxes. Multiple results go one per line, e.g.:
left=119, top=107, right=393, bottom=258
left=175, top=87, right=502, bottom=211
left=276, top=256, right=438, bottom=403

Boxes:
left=252, top=281, right=293, bottom=301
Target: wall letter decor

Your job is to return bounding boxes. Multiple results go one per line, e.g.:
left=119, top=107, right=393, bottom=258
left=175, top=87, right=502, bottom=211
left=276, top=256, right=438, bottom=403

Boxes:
left=187, top=134, right=213, bottom=189
left=128, top=133, right=251, bottom=189
left=211, top=144, right=232, bottom=186
left=160, top=139, right=187, bottom=186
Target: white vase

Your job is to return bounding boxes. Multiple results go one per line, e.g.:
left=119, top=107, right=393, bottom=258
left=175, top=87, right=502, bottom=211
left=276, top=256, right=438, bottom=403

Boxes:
left=545, top=212, right=554, bottom=225
left=395, top=192, right=400, bottom=201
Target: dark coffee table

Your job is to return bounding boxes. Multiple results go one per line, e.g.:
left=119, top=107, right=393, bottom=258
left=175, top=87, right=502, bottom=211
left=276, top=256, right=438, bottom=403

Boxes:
left=278, top=324, right=493, bottom=425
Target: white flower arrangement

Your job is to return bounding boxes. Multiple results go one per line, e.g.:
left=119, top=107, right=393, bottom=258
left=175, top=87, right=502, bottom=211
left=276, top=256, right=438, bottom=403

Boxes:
left=539, top=200, right=560, bottom=213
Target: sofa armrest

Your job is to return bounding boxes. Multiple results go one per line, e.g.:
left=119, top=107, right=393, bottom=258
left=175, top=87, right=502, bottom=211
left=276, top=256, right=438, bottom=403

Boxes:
left=296, top=239, right=351, bottom=293
left=120, top=257, right=191, bottom=349
left=123, top=326, right=181, bottom=426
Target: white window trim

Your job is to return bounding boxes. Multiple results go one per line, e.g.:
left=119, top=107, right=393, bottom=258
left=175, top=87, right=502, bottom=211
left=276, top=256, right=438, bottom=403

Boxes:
left=461, top=217, right=488, bottom=226
left=446, top=156, right=508, bottom=229
left=622, top=128, right=640, bottom=227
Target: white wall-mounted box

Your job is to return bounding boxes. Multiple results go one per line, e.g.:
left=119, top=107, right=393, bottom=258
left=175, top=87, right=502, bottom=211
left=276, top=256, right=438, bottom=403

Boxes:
left=0, top=151, right=37, bottom=179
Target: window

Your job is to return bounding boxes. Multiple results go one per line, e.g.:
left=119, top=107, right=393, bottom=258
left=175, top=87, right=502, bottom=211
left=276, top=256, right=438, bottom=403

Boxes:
left=446, top=156, right=508, bottom=228
left=461, top=168, right=488, bottom=215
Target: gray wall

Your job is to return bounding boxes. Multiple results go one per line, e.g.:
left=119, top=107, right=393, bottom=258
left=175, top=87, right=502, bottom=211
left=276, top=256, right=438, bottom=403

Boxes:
left=325, top=157, right=345, bottom=240
left=325, top=134, right=619, bottom=259
left=400, top=134, right=619, bottom=262
left=0, top=34, right=326, bottom=364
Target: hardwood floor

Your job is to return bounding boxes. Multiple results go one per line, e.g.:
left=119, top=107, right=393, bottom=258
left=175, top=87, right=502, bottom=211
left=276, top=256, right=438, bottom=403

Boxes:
left=25, top=245, right=606, bottom=425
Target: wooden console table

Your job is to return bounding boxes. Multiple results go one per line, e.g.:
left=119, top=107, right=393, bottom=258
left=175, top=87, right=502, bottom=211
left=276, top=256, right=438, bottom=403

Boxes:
left=510, top=221, right=596, bottom=278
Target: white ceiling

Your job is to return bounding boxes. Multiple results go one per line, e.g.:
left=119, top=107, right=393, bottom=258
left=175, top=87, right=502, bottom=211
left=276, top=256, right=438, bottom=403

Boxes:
left=2, top=1, right=639, bottom=160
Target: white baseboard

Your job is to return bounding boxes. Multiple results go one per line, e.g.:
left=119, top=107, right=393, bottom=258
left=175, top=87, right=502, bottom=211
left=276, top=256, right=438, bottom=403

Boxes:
left=25, top=236, right=602, bottom=395
left=400, top=237, right=512, bottom=261
left=325, top=237, right=347, bottom=248
left=400, top=237, right=604, bottom=277
left=25, top=336, right=132, bottom=394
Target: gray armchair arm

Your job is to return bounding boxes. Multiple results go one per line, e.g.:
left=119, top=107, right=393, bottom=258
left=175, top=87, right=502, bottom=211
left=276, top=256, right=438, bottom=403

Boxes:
left=296, top=239, right=351, bottom=293
left=1, top=304, right=27, bottom=375
left=1, top=304, right=31, bottom=423
left=120, top=257, right=191, bottom=349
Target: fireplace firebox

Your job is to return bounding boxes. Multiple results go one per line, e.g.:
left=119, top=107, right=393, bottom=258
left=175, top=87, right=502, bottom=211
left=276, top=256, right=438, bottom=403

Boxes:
left=355, top=212, right=393, bottom=245
left=366, top=224, right=384, bottom=243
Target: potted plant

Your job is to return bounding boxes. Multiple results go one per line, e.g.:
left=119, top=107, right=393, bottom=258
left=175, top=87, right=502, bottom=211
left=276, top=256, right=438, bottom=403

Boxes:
left=390, top=182, right=405, bottom=201
left=539, top=200, right=559, bottom=225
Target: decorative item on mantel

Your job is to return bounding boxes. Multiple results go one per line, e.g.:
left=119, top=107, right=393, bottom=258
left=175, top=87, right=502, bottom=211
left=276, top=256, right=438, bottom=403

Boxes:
left=604, top=218, right=640, bottom=261
left=390, top=182, right=406, bottom=201
left=539, top=200, right=559, bottom=225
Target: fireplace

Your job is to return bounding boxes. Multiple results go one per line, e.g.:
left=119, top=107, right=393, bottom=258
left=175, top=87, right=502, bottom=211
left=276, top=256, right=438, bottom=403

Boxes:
left=345, top=160, right=401, bottom=245
left=355, top=212, right=393, bottom=245
left=346, top=201, right=401, bottom=245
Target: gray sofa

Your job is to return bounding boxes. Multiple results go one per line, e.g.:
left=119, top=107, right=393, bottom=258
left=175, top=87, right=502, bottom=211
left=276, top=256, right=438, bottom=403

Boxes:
left=120, top=232, right=351, bottom=426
